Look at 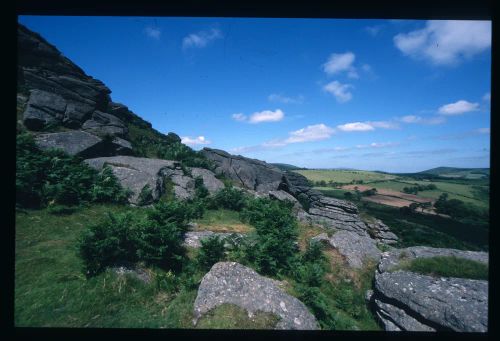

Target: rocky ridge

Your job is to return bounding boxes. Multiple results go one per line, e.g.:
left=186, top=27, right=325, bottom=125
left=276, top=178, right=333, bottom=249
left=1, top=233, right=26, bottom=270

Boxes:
left=369, top=246, right=488, bottom=332
left=193, top=262, right=319, bottom=330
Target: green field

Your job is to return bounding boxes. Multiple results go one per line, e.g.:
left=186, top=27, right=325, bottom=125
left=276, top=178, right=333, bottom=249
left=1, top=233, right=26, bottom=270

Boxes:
left=294, top=170, right=396, bottom=183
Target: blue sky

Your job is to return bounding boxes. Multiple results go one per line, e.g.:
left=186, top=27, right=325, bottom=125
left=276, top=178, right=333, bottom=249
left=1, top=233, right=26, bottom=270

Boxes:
left=18, top=16, right=491, bottom=172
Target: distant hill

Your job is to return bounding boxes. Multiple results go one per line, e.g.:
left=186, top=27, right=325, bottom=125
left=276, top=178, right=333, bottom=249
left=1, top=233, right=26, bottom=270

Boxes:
left=418, top=167, right=489, bottom=179
left=270, top=163, right=304, bottom=171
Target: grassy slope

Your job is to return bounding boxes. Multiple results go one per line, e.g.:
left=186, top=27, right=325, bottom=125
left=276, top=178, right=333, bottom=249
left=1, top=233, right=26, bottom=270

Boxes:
left=15, top=204, right=381, bottom=330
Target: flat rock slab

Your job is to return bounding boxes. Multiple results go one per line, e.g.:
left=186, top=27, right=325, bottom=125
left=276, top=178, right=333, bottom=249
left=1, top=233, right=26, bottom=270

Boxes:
left=329, top=230, right=381, bottom=268
left=35, top=130, right=132, bottom=158
left=193, top=262, right=318, bottom=330
left=183, top=231, right=245, bottom=248
left=366, top=219, right=398, bottom=245
left=372, top=246, right=489, bottom=332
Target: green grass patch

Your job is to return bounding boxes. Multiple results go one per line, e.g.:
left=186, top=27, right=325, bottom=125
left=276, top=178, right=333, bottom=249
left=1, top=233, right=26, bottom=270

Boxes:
left=295, top=170, right=395, bottom=184
left=193, top=209, right=253, bottom=233
left=195, top=304, right=280, bottom=329
left=397, top=256, right=488, bottom=280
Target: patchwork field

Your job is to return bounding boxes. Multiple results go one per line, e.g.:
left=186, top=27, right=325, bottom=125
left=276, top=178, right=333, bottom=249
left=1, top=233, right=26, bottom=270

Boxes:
left=294, top=169, right=396, bottom=183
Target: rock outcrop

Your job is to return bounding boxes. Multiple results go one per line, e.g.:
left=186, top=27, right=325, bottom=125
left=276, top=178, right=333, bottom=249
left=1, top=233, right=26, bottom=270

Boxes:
left=201, top=148, right=284, bottom=192
left=311, top=231, right=381, bottom=269
left=193, top=262, right=318, bottom=330
left=366, top=219, right=399, bottom=245
left=34, top=130, right=132, bottom=158
left=183, top=231, right=245, bottom=248
left=84, top=156, right=223, bottom=205
left=370, top=246, right=488, bottom=332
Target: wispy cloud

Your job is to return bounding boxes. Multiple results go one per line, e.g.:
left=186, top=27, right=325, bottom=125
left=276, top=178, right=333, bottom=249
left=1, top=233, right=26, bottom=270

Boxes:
left=322, top=52, right=358, bottom=78
left=434, top=127, right=490, bottom=140
left=337, top=120, right=398, bottom=132
left=181, top=136, right=211, bottom=146
left=356, top=142, right=400, bottom=149
left=365, top=25, right=383, bottom=37
left=144, top=26, right=161, bottom=40
left=230, top=123, right=335, bottom=153
left=268, top=93, right=304, bottom=104
left=232, top=109, right=285, bottom=124
left=398, top=115, right=446, bottom=125
left=483, top=92, right=491, bottom=102
left=438, top=100, right=480, bottom=115
left=323, top=81, right=353, bottom=103
left=182, top=28, right=222, bottom=49
left=393, top=20, right=491, bottom=65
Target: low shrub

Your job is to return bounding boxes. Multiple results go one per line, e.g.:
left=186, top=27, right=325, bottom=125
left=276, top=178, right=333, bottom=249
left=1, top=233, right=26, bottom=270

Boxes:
left=196, top=236, right=226, bottom=270
left=210, top=185, right=248, bottom=211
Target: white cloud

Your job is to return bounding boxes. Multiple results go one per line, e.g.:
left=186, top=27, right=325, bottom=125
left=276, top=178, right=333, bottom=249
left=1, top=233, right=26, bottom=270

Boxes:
left=323, top=52, right=357, bottom=77
left=356, top=142, right=400, bottom=149
left=268, top=93, right=304, bottom=104
left=394, top=20, right=491, bottom=65
left=337, top=122, right=374, bottom=132
left=144, top=26, right=161, bottom=40
left=323, top=81, right=353, bottom=103
left=230, top=123, right=335, bottom=153
left=398, top=115, right=446, bottom=125
left=181, top=136, right=211, bottom=146
left=249, top=109, right=284, bottom=124
left=476, top=127, right=490, bottom=134
left=284, top=124, right=335, bottom=143
left=232, top=113, right=247, bottom=122
left=483, top=92, right=491, bottom=102
left=369, top=121, right=399, bottom=129
left=438, top=100, right=479, bottom=115
left=365, top=25, right=382, bottom=36
left=182, top=28, right=222, bottom=49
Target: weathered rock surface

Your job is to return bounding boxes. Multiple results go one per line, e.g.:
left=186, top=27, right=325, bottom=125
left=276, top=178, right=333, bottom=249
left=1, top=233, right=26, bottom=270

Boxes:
left=371, top=246, right=489, bottom=332
left=183, top=231, right=245, bottom=248
left=34, top=130, right=132, bottom=158
left=110, top=265, right=152, bottom=284
left=84, top=156, right=224, bottom=205
left=366, top=219, right=399, bottom=245
left=81, top=110, right=128, bottom=137
left=201, top=148, right=283, bottom=192
left=190, top=168, right=225, bottom=195
left=193, top=262, right=318, bottom=330
left=328, top=230, right=381, bottom=268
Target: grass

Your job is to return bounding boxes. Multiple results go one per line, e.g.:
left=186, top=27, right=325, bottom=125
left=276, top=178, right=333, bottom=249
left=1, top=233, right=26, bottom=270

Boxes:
left=294, top=169, right=395, bottom=184
left=195, top=304, right=281, bottom=329
left=193, top=209, right=253, bottom=233
left=396, top=256, right=488, bottom=280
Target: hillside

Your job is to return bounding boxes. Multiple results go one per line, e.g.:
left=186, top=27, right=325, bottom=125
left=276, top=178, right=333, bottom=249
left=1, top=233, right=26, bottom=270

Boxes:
left=417, top=167, right=490, bottom=179
left=15, top=23, right=489, bottom=332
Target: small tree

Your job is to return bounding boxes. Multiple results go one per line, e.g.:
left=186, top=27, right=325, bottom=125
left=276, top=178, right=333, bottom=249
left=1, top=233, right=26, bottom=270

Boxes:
left=197, top=236, right=226, bottom=270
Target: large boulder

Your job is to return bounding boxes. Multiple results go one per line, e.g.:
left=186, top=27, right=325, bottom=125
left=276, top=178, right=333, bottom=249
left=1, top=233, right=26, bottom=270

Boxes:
left=34, top=131, right=132, bottom=158
left=327, top=230, right=381, bottom=268
left=81, top=110, right=128, bottom=137
left=370, top=246, right=489, bottom=332
left=22, top=89, right=66, bottom=130
left=84, top=156, right=224, bottom=205
left=190, top=168, right=225, bottom=195
left=193, top=262, right=318, bottom=330
left=200, top=148, right=283, bottom=192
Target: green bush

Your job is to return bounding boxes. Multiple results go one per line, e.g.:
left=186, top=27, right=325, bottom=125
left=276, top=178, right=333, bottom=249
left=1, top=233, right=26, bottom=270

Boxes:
left=210, top=185, right=248, bottom=211
left=194, top=177, right=210, bottom=199
left=78, top=212, right=139, bottom=277
left=196, top=236, right=226, bottom=270
left=399, top=256, right=488, bottom=280
left=138, top=184, right=154, bottom=206
left=240, top=198, right=298, bottom=275
left=155, top=270, right=180, bottom=294
left=16, top=132, right=130, bottom=208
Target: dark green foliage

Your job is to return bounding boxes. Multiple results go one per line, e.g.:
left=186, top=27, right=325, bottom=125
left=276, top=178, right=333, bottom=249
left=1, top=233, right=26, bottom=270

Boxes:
left=196, top=236, right=226, bottom=270
left=79, top=200, right=205, bottom=277
left=361, top=188, right=377, bottom=196
left=16, top=132, right=130, bottom=208
left=47, top=205, right=78, bottom=215
left=155, top=270, right=180, bottom=294
left=135, top=220, right=185, bottom=271
left=128, top=123, right=214, bottom=170
left=399, top=256, right=488, bottom=280
left=343, top=192, right=353, bottom=200
left=403, top=183, right=438, bottom=195
left=78, top=212, right=139, bottom=277
left=240, top=198, right=299, bottom=275
left=434, top=193, right=488, bottom=222
left=210, top=185, right=248, bottom=211
left=194, top=177, right=210, bottom=199
left=138, top=184, right=154, bottom=206
left=296, top=193, right=311, bottom=211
